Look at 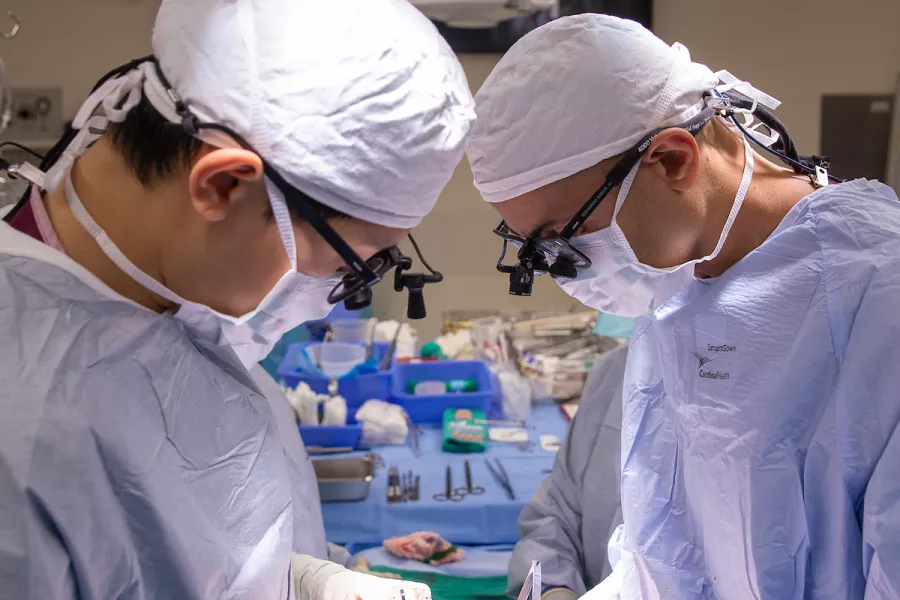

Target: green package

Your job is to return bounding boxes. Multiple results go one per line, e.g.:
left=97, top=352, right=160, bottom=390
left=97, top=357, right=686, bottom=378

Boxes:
left=441, top=408, right=487, bottom=453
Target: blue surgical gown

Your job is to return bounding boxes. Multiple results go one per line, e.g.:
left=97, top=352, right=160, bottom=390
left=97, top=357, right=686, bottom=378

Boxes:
left=613, top=179, right=900, bottom=599
left=509, top=345, right=627, bottom=597
left=0, top=224, right=333, bottom=598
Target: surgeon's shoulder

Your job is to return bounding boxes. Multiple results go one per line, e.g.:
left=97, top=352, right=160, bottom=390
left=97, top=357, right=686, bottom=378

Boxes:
left=810, top=179, right=900, bottom=261
left=0, top=254, right=181, bottom=463
left=809, top=179, right=900, bottom=334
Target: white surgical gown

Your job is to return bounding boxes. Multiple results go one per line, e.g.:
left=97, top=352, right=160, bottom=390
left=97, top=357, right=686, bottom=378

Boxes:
left=0, top=223, right=333, bottom=598
left=606, top=179, right=900, bottom=599
left=510, top=345, right=627, bottom=597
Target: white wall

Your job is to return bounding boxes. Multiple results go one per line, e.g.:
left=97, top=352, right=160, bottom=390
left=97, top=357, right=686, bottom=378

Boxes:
left=2, top=0, right=897, bottom=340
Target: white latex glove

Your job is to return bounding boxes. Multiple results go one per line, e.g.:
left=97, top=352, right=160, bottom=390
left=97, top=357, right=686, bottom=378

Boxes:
left=580, top=570, right=622, bottom=600
left=292, top=553, right=431, bottom=600
left=326, top=570, right=431, bottom=600
left=320, top=395, right=347, bottom=426
left=350, top=557, right=401, bottom=580
left=580, top=525, right=628, bottom=600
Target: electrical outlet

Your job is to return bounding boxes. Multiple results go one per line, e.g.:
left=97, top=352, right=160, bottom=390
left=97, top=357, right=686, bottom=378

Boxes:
left=4, top=87, right=63, bottom=141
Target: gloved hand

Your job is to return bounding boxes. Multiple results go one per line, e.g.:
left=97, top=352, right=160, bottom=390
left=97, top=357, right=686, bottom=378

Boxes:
left=542, top=588, right=578, bottom=600
left=326, top=569, right=431, bottom=600
left=579, top=524, right=626, bottom=599
left=350, top=557, right=401, bottom=580
left=292, top=553, right=431, bottom=600
left=579, top=570, right=622, bottom=600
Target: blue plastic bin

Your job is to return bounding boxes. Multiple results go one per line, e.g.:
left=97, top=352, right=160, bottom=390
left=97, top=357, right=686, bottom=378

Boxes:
left=277, top=342, right=392, bottom=408
left=298, top=424, right=363, bottom=449
left=391, top=360, right=497, bottom=423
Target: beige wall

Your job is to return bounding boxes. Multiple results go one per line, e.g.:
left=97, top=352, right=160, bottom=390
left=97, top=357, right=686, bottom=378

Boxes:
left=653, top=0, right=900, bottom=153
left=2, top=1, right=161, bottom=118
left=2, top=1, right=897, bottom=340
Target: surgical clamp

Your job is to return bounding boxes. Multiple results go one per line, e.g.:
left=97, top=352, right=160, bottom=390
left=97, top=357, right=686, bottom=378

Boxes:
left=485, top=458, right=516, bottom=501
left=454, top=459, right=485, bottom=496
left=433, top=464, right=464, bottom=502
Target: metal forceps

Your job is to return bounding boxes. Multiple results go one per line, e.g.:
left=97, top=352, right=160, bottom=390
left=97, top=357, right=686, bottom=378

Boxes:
left=485, top=458, right=516, bottom=500
left=433, top=464, right=464, bottom=502
left=454, top=459, right=484, bottom=497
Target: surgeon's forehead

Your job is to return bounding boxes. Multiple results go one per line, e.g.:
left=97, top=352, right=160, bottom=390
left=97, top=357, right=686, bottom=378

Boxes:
left=494, top=191, right=572, bottom=239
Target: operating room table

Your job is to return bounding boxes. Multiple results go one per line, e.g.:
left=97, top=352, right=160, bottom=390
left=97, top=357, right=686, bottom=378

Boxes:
left=318, top=404, right=569, bottom=546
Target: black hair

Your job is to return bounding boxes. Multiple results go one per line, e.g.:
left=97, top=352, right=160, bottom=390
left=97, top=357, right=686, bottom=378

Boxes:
left=107, top=94, right=203, bottom=186
left=106, top=94, right=348, bottom=221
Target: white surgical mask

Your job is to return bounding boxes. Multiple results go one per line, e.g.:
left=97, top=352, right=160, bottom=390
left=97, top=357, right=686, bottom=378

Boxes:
left=559, top=135, right=754, bottom=317
left=63, top=171, right=340, bottom=368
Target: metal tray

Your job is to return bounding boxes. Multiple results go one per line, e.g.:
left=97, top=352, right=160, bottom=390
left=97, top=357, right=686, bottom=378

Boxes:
left=311, top=455, right=374, bottom=502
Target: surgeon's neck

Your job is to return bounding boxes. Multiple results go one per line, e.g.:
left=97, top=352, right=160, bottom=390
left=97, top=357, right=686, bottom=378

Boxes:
left=43, top=139, right=178, bottom=313
left=693, top=145, right=817, bottom=279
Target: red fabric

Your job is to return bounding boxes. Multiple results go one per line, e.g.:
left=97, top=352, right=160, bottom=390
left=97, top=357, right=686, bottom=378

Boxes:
left=7, top=199, right=43, bottom=243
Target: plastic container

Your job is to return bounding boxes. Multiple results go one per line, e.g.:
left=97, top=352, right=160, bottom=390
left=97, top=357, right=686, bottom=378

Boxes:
left=330, top=318, right=372, bottom=344
left=313, top=342, right=367, bottom=378
left=298, top=424, right=363, bottom=450
left=278, top=342, right=393, bottom=408
left=391, top=360, right=497, bottom=423
left=407, top=379, right=479, bottom=394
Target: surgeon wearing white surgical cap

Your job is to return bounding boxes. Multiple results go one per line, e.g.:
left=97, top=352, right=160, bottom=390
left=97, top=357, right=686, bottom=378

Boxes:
left=467, top=14, right=900, bottom=600
left=0, top=0, right=473, bottom=598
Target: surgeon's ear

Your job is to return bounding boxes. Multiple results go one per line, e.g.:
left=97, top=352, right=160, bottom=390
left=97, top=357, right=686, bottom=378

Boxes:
left=188, top=149, right=264, bottom=222
left=641, top=128, right=700, bottom=192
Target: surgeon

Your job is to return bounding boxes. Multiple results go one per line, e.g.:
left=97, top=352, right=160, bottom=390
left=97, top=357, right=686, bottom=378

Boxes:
left=0, top=0, right=473, bottom=598
left=467, top=14, right=900, bottom=600
left=508, top=344, right=628, bottom=600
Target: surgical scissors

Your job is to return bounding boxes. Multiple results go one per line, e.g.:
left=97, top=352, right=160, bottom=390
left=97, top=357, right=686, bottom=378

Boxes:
left=485, top=458, right=516, bottom=500
left=433, top=464, right=464, bottom=502
left=454, top=459, right=485, bottom=496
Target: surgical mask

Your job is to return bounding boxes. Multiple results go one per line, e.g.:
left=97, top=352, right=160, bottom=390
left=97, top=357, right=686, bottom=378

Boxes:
left=559, top=135, right=754, bottom=317
left=63, top=171, right=340, bottom=368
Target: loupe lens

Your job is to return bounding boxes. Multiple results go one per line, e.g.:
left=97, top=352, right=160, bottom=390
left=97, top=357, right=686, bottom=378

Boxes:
left=508, top=263, right=534, bottom=296
left=343, top=286, right=373, bottom=311
left=327, top=250, right=397, bottom=305
left=549, top=257, right=577, bottom=279
left=535, top=237, right=591, bottom=269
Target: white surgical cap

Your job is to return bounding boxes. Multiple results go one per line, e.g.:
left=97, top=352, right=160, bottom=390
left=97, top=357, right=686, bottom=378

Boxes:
left=151, top=0, right=475, bottom=228
left=466, top=14, right=720, bottom=204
